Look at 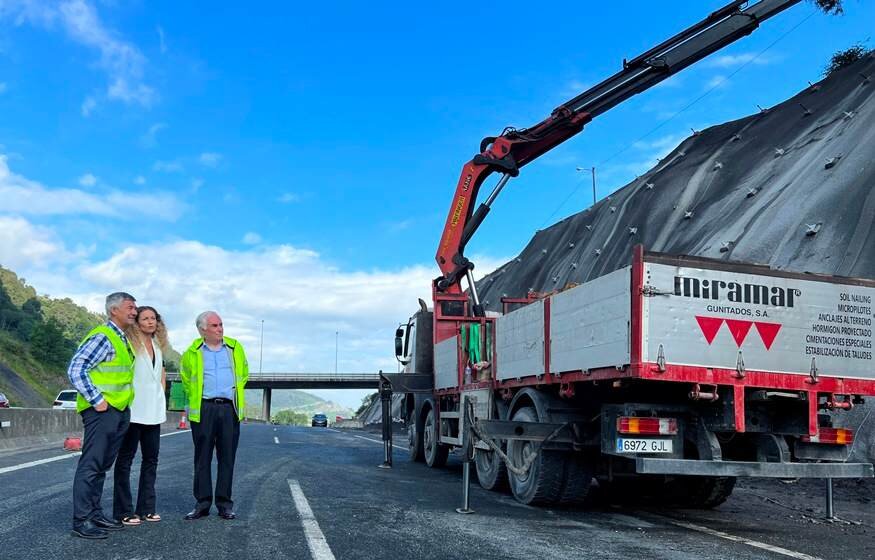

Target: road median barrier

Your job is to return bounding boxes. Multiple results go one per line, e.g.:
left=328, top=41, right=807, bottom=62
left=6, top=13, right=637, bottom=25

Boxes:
left=0, top=408, right=186, bottom=452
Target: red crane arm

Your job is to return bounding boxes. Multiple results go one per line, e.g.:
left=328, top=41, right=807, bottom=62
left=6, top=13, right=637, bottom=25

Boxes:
left=433, top=0, right=803, bottom=310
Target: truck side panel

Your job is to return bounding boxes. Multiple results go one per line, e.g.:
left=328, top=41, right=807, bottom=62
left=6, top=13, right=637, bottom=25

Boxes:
left=495, top=300, right=545, bottom=380
left=550, top=266, right=631, bottom=374
left=644, top=262, right=875, bottom=380
left=435, top=337, right=459, bottom=389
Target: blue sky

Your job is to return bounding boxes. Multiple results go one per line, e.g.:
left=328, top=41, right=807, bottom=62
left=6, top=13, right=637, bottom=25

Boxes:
left=0, top=0, right=872, bottom=408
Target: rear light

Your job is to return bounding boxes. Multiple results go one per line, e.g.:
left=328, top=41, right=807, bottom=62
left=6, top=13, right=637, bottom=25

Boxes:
left=802, top=428, right=854, bottom=444
left=617, top=417, right=677, bottom=435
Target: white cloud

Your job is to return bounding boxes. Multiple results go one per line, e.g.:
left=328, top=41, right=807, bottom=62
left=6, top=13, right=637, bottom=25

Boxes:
left=153, top=159, right=183, bottom=173
left=0, top=216, right=63, bottom=268
left=0, top=82, right=7, bottom=94
left=1, top=0, right=155, bottom=109
left=386, top=219, right=414, bottom=233
left=0, top=154, right=185, bottom=220
left=156, top=25, right=166, bottom=54
left=278, top=192, right=300, bottom=203
left=48, top=240, right=437, bottom=395
left=191, top=178, right=204, bottom=192
left=703, top=53, right=776, bottom=69
left=705, top=75, right=729, bottom=90
left=78, top=173, right=97, bottom=187
left=242, top=232, right=262, bottom=245
left=81, top=95, right=97, bottom=116
left=140, top=122, right=167, bottom=148
left=198, top=152, right=222, bottom=167
left=133, top=175, right=146, bottom=185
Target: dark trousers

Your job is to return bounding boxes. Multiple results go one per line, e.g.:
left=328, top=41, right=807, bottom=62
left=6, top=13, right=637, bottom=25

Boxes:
left=113, top=422, right=161, bottom=518
left=72, top=406, right=130, bottom=524
left=191, top=399, right=240, bottom=512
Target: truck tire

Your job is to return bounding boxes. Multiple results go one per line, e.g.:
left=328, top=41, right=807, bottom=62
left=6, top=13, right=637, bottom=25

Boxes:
left=407, top=414, right=425, bottom=463
left=668, top=476, right=736, bottom=508
left=507, top=407, right=565, bottom=505
left=424, top=406, right=448, bottom=468
left=557, top=453, right=594, bottom=505
left=475, top=445, right=508, bottom=492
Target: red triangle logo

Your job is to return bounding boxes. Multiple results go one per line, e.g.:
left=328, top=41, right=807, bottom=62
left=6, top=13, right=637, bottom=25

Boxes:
left=724, top=319, right=753, bottom=347
left=754, top=321, right=782, bottom=350
left=695, top=316, right=724, bottom=345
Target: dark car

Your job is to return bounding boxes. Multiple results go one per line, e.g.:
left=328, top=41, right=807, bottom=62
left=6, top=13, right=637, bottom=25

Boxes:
left=311, top=413, right=328, bottom=427
left=0, top=393, right=9, bottom=408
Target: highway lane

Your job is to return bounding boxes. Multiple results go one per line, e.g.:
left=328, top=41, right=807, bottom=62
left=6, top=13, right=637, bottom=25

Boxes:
left=0, top=424, right=870, bottom=560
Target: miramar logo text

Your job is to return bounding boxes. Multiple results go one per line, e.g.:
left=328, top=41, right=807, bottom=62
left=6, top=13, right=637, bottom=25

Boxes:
left=674, top=276, right=800, bottom=308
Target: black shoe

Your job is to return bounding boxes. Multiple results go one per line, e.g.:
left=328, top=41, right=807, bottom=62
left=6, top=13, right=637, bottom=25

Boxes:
left=91, top=515, right=124, bottom=531
left=218, top=510, right=236, bottom=520
left=184, top=508, right=210, bottom=520
left=71, top=520, right=108, bottom=539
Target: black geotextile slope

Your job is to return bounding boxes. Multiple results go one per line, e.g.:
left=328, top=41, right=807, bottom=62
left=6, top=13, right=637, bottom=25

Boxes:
left=476, top=53, right=875, bottom=309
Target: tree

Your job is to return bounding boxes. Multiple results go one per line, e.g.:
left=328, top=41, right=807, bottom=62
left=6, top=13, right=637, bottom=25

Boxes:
left=355, top=392, right=379, bottom=417
left=813, top=0, right=843, bottom=15
left=30, top=318, right=74, bottom=367
left=272, top=409, right=311, bottom=426
left=824, top=44, right=869, bottom=76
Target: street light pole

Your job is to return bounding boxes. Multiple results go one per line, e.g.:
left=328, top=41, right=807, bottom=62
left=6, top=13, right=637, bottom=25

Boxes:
left=335, top=331, right=339, bottom=374
left=259, top=320, right=264, bottom=374
left=576, top=166, right=597, bottom=206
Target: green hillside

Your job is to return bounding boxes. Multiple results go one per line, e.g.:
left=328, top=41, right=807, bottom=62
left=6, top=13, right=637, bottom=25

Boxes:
left=0, top=266, right=104, bottom=406
left=0, top=265, right=182, bottom=407
left=244, top=389, right=354, bottom=424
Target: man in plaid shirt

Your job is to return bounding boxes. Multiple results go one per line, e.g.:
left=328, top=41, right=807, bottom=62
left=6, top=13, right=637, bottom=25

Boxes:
left=67, top=292, right=138, bottom=539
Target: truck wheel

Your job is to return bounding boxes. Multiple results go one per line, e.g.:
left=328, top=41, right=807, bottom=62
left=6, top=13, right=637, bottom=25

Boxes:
left=423, top=406, right=448, bottom=468
left=557, top=453, right=594, bottom=505
left=407, top=414, right=424, bottom=463
left=507, top=407, right=565, bottom=505
left=475, top=445, right=508, bottom=492
left=667, top=476, right=736, bottom=508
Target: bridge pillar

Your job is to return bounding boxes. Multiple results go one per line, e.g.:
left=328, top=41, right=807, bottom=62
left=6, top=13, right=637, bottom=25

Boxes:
left=262, top=388, right=272, bottom=421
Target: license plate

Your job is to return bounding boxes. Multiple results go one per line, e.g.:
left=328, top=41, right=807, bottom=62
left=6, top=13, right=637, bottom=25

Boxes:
left=616, top=438, right=673, bottom=454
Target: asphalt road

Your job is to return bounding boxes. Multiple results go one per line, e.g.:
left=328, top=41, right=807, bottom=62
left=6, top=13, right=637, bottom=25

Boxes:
left=0, top=423, right=872, bottom=560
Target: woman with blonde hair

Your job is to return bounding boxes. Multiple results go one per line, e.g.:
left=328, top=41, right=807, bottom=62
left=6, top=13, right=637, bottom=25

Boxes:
left=113, top=305, right=169, bottom=525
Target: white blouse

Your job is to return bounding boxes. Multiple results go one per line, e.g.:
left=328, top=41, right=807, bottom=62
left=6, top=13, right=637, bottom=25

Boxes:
left=129, top=337, right=167, bottom=425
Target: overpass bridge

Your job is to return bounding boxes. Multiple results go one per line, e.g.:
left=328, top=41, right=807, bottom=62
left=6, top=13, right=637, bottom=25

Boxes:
left=165, top=372, right=386, bottom=420
left=166, top=372, right=383, bottom=389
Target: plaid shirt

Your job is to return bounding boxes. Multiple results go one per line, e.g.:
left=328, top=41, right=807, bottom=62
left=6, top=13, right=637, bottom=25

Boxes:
left=67, top=321, right=129, bottom=406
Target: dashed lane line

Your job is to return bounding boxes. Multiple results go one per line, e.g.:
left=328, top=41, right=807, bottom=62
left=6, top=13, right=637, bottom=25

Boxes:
left=668, top=519, right=824, bottom=560
left=351, top=434, right=405, bottom=451
left=0, top=429, right=190, bottom=475
left=274, top=436, right=280, bottom=444
left=288, top=479, right=336, bottom=560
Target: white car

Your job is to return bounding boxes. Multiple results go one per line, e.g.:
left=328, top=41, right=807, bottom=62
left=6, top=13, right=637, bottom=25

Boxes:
left=53, top=390, right=78, bottom=410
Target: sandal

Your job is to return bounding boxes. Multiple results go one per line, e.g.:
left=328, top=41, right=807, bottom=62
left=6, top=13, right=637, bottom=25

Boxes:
left=143, top=513, right=162, bottom=522
left=121, top=515, right=142, bottom=526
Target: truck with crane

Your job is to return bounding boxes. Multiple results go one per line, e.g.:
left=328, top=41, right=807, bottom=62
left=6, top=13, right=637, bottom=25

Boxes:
left=393, top=0, right=875, bottom=508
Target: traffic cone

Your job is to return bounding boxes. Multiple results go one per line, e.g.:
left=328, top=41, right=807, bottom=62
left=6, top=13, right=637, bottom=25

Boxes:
left=63, top=436, right=82, bottom=452
left=177, top=413, right=188, bottom=430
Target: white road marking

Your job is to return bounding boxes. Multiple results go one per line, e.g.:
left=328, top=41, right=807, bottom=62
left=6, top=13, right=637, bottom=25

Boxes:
left=160, top=429, right=190, bottom=438
left=0, top=429, right=189, bottom=475
left=274, top=436, right=280, bottom=444
left=288, top=479, right=336, bottom=560
left=670, top=520, right=824, bottom=560
left=325, top=428, right=340, bottom=433
left=0, top=453, right=81, bottom=475
left=352, top=434, right=405, bottom=451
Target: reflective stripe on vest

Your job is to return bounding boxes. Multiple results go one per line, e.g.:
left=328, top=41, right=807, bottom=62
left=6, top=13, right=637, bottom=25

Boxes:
left=76, top=325, right=135, bottom=413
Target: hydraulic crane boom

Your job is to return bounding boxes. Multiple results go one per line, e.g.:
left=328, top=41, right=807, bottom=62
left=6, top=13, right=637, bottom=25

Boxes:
left=434, top=0, right=803, bottom=315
